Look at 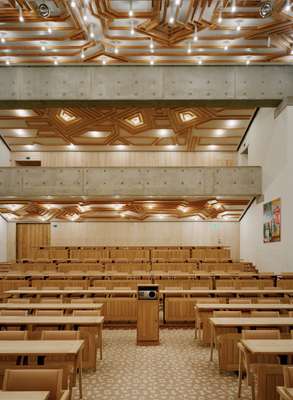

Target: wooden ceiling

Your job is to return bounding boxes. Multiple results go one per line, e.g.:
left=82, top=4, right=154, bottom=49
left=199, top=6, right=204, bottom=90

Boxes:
left=0, top=0, right=292, bottom=65
left=0, top=106, right=255, bottom=151
left=0, top=197, right=252, bottom=222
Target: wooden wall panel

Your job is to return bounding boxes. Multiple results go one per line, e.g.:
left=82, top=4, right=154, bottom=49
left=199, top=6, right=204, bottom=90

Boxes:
left=16, top=223, right=50, bottom=260
left=51, top=221, right=240, bottom=260
left=11, top=151, right=237, bottom=167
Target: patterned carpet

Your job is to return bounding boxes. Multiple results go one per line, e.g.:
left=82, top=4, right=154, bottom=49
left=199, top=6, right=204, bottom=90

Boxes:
left=73, top=329, right=251, bottom=400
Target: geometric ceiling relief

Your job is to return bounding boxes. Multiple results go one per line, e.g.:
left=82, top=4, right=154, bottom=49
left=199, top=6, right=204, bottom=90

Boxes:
left=0, top=1, right=292, bottom=65
left=0, top=197, right=252, bottom=222
left=0, top=106, right=255, bottom=152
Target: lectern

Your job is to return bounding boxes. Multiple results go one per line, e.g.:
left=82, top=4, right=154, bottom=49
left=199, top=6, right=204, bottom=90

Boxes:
left=137, top=284, right=159, bottom=345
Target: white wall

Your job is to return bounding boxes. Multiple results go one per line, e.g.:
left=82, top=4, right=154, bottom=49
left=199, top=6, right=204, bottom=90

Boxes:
left=0, top=216, right=7, bottom=262
left=51, top=221, right=240, bottom=260
left=239, top=107, right=293, bottom=272
left=0, top=138, right=10, bottom=166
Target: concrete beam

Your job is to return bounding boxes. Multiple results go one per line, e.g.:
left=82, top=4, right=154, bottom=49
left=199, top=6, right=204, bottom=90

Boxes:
left=0, top=167, right=262, bottom=199
left=0, top=66, right=292, bottom=103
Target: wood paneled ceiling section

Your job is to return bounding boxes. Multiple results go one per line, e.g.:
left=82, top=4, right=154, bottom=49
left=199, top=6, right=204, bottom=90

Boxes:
left=0, top=106, right=255, bottom=151
left=0, top=197, right=252, bottom=222
left=0, top=0, right=292, bottom=65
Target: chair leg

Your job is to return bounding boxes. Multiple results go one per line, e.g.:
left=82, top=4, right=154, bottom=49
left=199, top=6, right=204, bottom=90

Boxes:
left=250, top=374, right=256, bottom=400
left=238, top=353, right=243, bottom=398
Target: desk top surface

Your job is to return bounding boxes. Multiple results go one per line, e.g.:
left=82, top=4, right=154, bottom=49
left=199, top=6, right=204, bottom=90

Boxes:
left=0, top=391, right=50, bottom=400
left=210, top=317, right=293, bottom=327
left=241, top=339, right=293, bottom=355
left=0, top=303, right=103, bottom=310
left=195, top=304, right=293, bottom=311
left=0, top=340, right=84, bottom=355
left=0, top=315, right=104, bottom=325
left=6, top=289, right=137, bottom=295
left=161, top=289, right=293, bottom=294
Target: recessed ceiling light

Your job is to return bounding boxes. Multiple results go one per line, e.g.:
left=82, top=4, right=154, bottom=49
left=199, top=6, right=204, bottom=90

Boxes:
left=125, top=113, right=144, bottom=127
left=53, top=57, right=58, bottom=65
left=102, top=58, right=107, bottom=65
left=113, top=204, right=123, bottom=210
left=58, top=109, right=77, bottom=123
left=89, top=25, right=94, bottom=38
left=47, top=26, right=52, bottom=34
left=169, top=16, right=175, bottom=24
left=187, top=43, right=192, bottom=54
left=194, top=215, right=202, bottom=221
left=114, top=46, right=119, bottom=54
left=231, top=0, right=236, bottom=12
left=224, top=41, right=229, bottom=51
left=129, top=9, right=133, bottom=17
left=5, top=59, right=10, bottom=65
left=179, top=111, right=197, bottom=122
left=246, top=58, right=250, bottom=65
left=150, top=59, right=154, bottom=65
left=236, top=20, right=242, bottom=31
left=218, top=11, right=222, bottom=23
left=81, top=49, right=85, bottom=59
left=158, top=214, right=165, bottom=219
left=41, top=43, right=46, bottom=52
left=1, top=34, right=6, bottom=43
left=68, top=143, right=75, bottom=149
left=120, top=212, right=126, bottom=218
left=19, top=7, right=24, bottom=22
left=198, top=58, right=202, bottom=65
left=284, top=0, right=291, bottom=11
left=26, top=144, right=35, bottom=150
left=178, top=205, right=188, bottom=213
left=146, top=203, right=155, bottom=209
left=70, top=0, right=76, bottom=7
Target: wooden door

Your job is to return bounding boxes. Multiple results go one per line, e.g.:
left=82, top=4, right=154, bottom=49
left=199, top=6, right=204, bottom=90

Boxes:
left=16, top=223, right=50, bottom=260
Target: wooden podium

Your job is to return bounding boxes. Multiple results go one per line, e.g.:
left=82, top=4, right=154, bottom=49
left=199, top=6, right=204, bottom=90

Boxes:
left=137, top=284, right=159, bottom=346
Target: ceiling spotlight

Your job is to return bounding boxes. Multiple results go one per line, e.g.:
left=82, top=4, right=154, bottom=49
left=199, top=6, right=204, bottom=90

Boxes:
left=193, top=26, right=198, bottom=41
left=5, top=59, right=10, bottom=66
left=80, top=49, right=85, bottom=59
left=41, top=43, right=46, bottom=51
left=130, top=21, right=135, bottom=35
left=259, top=1, right=273, bottom=17
left=53, top=57, right=58, bottom=65
left=224, top=41, right=229, bottom=51
left=198, top=58, right=202, bottom=65
left=218, top=12, right=222, bottom=23
left=169, top=16, right=175, bottom=24
left=68, top=143, right=75, bottom=149
left=102, top=58, right=107, bottom=65
left=129, top=9, right=133, bottom=17
left=236, top=20, right=242, bottom=31
left=1, top=34, right=6, bottom=43
left=267, top=36, right=271, bottom=47
left=291, top=46, right=293, bottom=55
left=70, top=0, right=76, bottom=7
left=19, top=7, right=24, bottom=22
left=231, top=0, right=236, bottom=12
left=246, top=58, right=250, bottom=65
left=83, top=13, right=88, bottom=21
left=114, top=44, right=119, bottom=54
left=187, top=43, right=192, bottom=54
left=89, top=25, right=94, bottom=39
left=38, top=4, right=51, bottom=18
left=150, top=58, right=154, bottom=65
left=284, top=0, right=291, bottom=11
left=175, top=0, right=181, bottom=5
left=47, top=26, right=52, bottom=34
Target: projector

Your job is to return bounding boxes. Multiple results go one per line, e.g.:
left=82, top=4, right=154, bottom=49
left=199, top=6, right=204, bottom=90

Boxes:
left=138, top=290, right=158, bottom=300
left=30, top=0, right=63, bottom=18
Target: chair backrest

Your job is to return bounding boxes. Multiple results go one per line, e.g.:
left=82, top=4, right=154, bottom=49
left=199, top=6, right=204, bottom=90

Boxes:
left=0, top=330, right=28, bottom=340
left=72, top=310, right=101, bottom=316
left=255, top=363, right=283, bottom=400
left=40, top=298, right=63, bottom=304
left=257, top=298, right=281, bottom=304
left=113, top=286, right=132, bottom=290
left=7, top=298, right=30, bottom=304
left=41, top=330, right=80, bottom=340
left=213, top=311, right=242, bottom=317
left=229, top=299, right=252, bottom=304
left=3, top=369, right=63, bottom=400
left=242, top=329, right=281, bottom=339
left=164, top=287, right=183, bottom=291
left=250, top=311, right=280, bottom=317
left=64, top=286, right=83, bottom=290
left=283, top=366, right=293, bottom=387
left=35, top=310, right=63, bottom=316
left=70, top=299, right=94, bottom=304
left=17, top=286, right=34, bottom=290
left=195, top=298, right=225, bottom=304
left=42, top=286, right=60, bottom=290
left=1, top=310, right=28, bottom=316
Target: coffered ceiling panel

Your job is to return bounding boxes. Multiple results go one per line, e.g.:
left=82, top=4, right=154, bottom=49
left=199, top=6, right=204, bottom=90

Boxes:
left=0, top=196, right=252, bottom=222
left=0, top=106, right=255, bottom=151
left=0, top=0, right=292, bottom=65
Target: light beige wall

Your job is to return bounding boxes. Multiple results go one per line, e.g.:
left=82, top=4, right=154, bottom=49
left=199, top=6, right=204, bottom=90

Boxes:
left=11, top=151, right=237, bottom=167
left=51, top=221, right=240, bottom=260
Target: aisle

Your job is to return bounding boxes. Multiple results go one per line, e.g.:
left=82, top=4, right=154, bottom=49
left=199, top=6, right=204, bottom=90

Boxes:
left=73, top=329, right=250, bottom=400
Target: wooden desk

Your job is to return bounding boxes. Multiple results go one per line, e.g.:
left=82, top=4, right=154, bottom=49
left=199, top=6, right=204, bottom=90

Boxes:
left=0, top=392, right=50, bottom=400
left=277, top=387, right=293, bottom=400
left=0, top=340, right=83, bottom=398
left=209, top=317, right=293, bottom=361
left=6, top=289, right=137, bottom=297
left=0, top=303, right=103, bottom=314
left=195, top=304, right=293, bottom=343
left=0, top=316, right=103, bottom=370
left=241, top=339, right=293, bottom=355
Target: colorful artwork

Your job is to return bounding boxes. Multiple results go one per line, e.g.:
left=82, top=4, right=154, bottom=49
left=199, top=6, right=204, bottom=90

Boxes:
left=263, top=198, right=281, bottom=243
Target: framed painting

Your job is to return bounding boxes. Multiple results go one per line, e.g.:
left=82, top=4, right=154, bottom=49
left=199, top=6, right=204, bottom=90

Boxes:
left=263, top=198, right=281, bottom=243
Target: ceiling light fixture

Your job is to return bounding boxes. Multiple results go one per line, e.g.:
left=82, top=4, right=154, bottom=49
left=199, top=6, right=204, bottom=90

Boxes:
left=236, top=20, right=242, bottom=31
left=224, top=41, right=229, bottom=51
left=130, top=21, right=135, bottom=35
left=198, top=58, right=202, bottom=65
left=218, top=11, right=222, bottom=23
left=129, top=0, right=134, bottom=17
left=81, top=49, right=85, bottom=59
left=284, top=0, right=291, bottom=11
left=169, top=16, right=175, bottom=24
left=70, top=0, right=76, bottom=7
left=41, top=43, right=46, bottom=51
left=246, top=57, right=250, bottom=65
left=1, top=34, right=6, bottom=43
left=5, top=58, right=10, bottom=66
left=68, top=143, right=75, bottom=149
left=114, top=46, right=119, bottom=54
left=102, top=58, right=107, bottom=65
left=267, top=36, right=271, bottom=47
left=193, top=26, right=198, bottom=41
left=89, top=25, right=94, bottom=39
left=19, top=7, right=24, bottom=22
left=231, top=0, right=236, bottom=12
left=53, top=57, right=58, bottom=65
left=175, top=0, right=181, bottom=5
left=259, top=1, right=273, bottom=18
left=47, top=26, right=52, bottom=34
left=150, top=39, right=154, bottom=53
left=150, top=58, right=154, bottom=65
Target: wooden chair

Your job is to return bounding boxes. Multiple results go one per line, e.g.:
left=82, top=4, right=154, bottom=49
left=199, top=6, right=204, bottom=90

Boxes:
left=0, top=330, right=28, bottom=381
left=254, top=363, right=283, bottom=400
left=250, top=311, right=280, bottom=317
left=217, top=332, right=241, bottom=372
left=41, top=330, right=80, bottom=340
left=42, top=286, right=60, bottom=290
left=35, top=310, right=64, bottom=316
left=40, top=298, right=63, bottom=304
left=2, top=368, right=70, bottom=400
left=1, top=310, right=28, bottom=316
left=70, top=298, right=94, bottom=303
left=213, top=310, right=242, bottom=335
left=283, top=366, right=293, bottom=387
left=7, top=298, right=30, bottom=304
left=257, top=299, right=281, bottom=304
left=229, top=299, right=252, bottom=304
left=238, top=329, right=281, bottom=400
left=64, top=286, right=83, bottom=291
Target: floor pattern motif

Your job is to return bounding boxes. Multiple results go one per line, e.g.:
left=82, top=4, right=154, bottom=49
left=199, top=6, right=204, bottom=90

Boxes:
left=73, top=329, right=251, bottom=400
